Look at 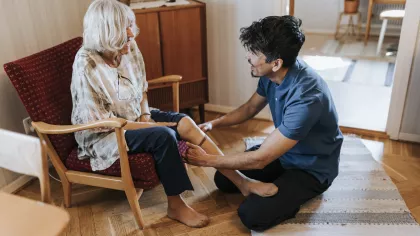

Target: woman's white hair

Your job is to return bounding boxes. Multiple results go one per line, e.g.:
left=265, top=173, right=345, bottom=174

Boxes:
left=83, top=0, right=139, bottom=53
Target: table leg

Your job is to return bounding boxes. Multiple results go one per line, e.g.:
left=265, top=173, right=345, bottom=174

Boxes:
left=364, top=0, right=374, bottom=45
left=377, top=19, right=388, bottom=55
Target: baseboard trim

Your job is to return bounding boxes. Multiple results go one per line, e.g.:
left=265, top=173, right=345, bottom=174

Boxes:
left=398, top=133, right=420, bottom=143
left=0, top=175, right=34, bottom=193
left=340, top=126, right=389, bottom=139
left=204, top=104, right=273, bottom=121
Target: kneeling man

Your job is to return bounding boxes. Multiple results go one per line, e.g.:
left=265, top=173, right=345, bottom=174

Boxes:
left=185, top=16, right=343, bottom=231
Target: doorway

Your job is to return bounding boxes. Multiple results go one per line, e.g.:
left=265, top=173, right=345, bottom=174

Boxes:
left=295, top=0, right=405, bottom=132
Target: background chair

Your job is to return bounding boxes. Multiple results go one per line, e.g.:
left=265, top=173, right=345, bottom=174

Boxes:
left=3, top=37, right=187, bottom=229
left=0, top=129, right=50, bottom=203
left=376, top=9, right=405, bottom=55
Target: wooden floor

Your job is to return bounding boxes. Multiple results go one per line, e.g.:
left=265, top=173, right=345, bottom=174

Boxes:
left=17, top=112, right=420, bottom=236
left=301, top=33, right=399, bottom=61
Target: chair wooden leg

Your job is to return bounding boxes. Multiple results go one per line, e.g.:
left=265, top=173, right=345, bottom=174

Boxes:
left=39, top=177, right=51, bottom=204
left=335, top=13, right=344, bottom=40
left=125, top=188, right=146, bottom=229
left=62, top=180, right=72, bottom=208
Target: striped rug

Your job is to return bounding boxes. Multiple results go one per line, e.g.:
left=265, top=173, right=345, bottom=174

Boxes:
left=302, top=55, right=395, bottom=87
left=244, top=136, right=420, bottom=236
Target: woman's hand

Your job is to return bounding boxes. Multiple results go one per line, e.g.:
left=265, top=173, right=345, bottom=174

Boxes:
left=139, top=114, right=151, bottom=122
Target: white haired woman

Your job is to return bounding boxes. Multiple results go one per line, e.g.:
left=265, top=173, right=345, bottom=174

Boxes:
left=71, top=0, right=278, bottom=228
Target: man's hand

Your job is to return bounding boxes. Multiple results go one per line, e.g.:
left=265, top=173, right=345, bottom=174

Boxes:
left=183, top=142, right=211, bottom=166
left=198, top=121, right=213, bottom=132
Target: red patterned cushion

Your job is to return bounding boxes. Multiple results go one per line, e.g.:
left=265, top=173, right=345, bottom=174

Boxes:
left=65, top=141, right=188, bottom=189
left=4, top=37, right=83, bottom=161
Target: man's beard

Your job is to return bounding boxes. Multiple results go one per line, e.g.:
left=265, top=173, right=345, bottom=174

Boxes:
left=250, top=71, right=260, bottom=78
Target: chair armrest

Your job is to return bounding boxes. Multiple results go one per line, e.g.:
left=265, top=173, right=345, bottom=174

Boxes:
left=147, top=75, right=182, bottom=112
left=147, top=75, right=182, bottom=85
left=32, top=118, right=127, bottom=135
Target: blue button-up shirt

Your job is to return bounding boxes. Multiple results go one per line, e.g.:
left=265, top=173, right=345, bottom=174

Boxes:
left=256, top=58, right=343, bottom=185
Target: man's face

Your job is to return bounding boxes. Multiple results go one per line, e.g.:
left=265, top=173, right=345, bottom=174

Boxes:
left=246, top=51, right=274, bottom=78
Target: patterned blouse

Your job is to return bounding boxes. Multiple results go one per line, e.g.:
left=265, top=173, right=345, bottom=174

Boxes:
left=71, top=41, right=148, bottom=171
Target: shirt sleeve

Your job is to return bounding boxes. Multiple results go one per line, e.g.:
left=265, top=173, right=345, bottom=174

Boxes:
left=278, top=93, right=324, bottom=140
left=130, top=41, right=148, bottom=92
left=256, top=77, right=266, bottom=97
left=71, top=63, right=116, bottom=133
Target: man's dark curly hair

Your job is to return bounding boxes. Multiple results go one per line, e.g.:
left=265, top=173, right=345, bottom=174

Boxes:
left=240, top=15, right=305, bottom=67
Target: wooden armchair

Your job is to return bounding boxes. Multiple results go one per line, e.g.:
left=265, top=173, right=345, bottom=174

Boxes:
left=3, top=37, right=187, bottom=229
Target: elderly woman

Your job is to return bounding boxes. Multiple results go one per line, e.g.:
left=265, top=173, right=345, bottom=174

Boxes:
left=71, top=0, right=278, bottom=228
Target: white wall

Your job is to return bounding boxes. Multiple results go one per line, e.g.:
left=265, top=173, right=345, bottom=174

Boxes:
left=0, top=0, right=90, bottom=189
left=202, top=0, right=288, bottom=118
left=295, top=0, right=342, bottom=34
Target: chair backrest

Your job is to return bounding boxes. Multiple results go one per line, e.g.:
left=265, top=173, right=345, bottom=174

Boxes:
left=0, top=129, right=50, bottom=203
left=3, top=37, right=83, bottom=161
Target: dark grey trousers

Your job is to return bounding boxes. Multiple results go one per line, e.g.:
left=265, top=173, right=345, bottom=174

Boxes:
left=214, top=145, right=330, bottom=231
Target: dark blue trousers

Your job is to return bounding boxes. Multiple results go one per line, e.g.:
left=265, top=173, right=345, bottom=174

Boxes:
left=124, top=110, right=193, bottom=196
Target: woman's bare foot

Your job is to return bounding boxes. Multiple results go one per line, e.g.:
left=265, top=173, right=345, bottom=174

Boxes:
left=167, top=196, right=210, bottom=228
left=239, top=179, right=278, bottom=197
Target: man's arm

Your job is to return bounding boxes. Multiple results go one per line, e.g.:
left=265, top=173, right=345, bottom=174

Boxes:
left=185, top=128, right=297, bottom=170
left=201, top=92, right=267, bottom=131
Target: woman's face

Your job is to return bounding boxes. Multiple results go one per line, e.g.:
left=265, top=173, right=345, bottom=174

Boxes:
left=119, top=26, right=134, bottom=55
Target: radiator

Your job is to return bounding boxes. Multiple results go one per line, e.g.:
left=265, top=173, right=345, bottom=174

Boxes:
left=359, top=1, right=404, bottom=26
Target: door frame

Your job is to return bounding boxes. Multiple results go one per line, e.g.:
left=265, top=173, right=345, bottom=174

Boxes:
left=386, top=0, right=420, bottom=139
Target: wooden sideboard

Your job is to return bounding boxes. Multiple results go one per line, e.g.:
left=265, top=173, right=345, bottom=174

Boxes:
left=133, top=0, right=208, bottom=123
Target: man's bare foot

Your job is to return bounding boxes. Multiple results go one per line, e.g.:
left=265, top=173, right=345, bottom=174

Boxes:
left=239, top=180, right=278, bottom=197
left=167, top=200, right=210, bottom=228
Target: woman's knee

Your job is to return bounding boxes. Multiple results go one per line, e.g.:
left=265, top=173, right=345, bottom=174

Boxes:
left=177, top=116, right=200, bottom=135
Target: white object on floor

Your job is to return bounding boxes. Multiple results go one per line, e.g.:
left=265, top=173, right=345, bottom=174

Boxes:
left=243, top=136, right=266, bottom=150
left=377, top=10, right=405, bottom=55
left=302, top=56, right=352, bottom=82
left=130, top=0, right=190, bottom=9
